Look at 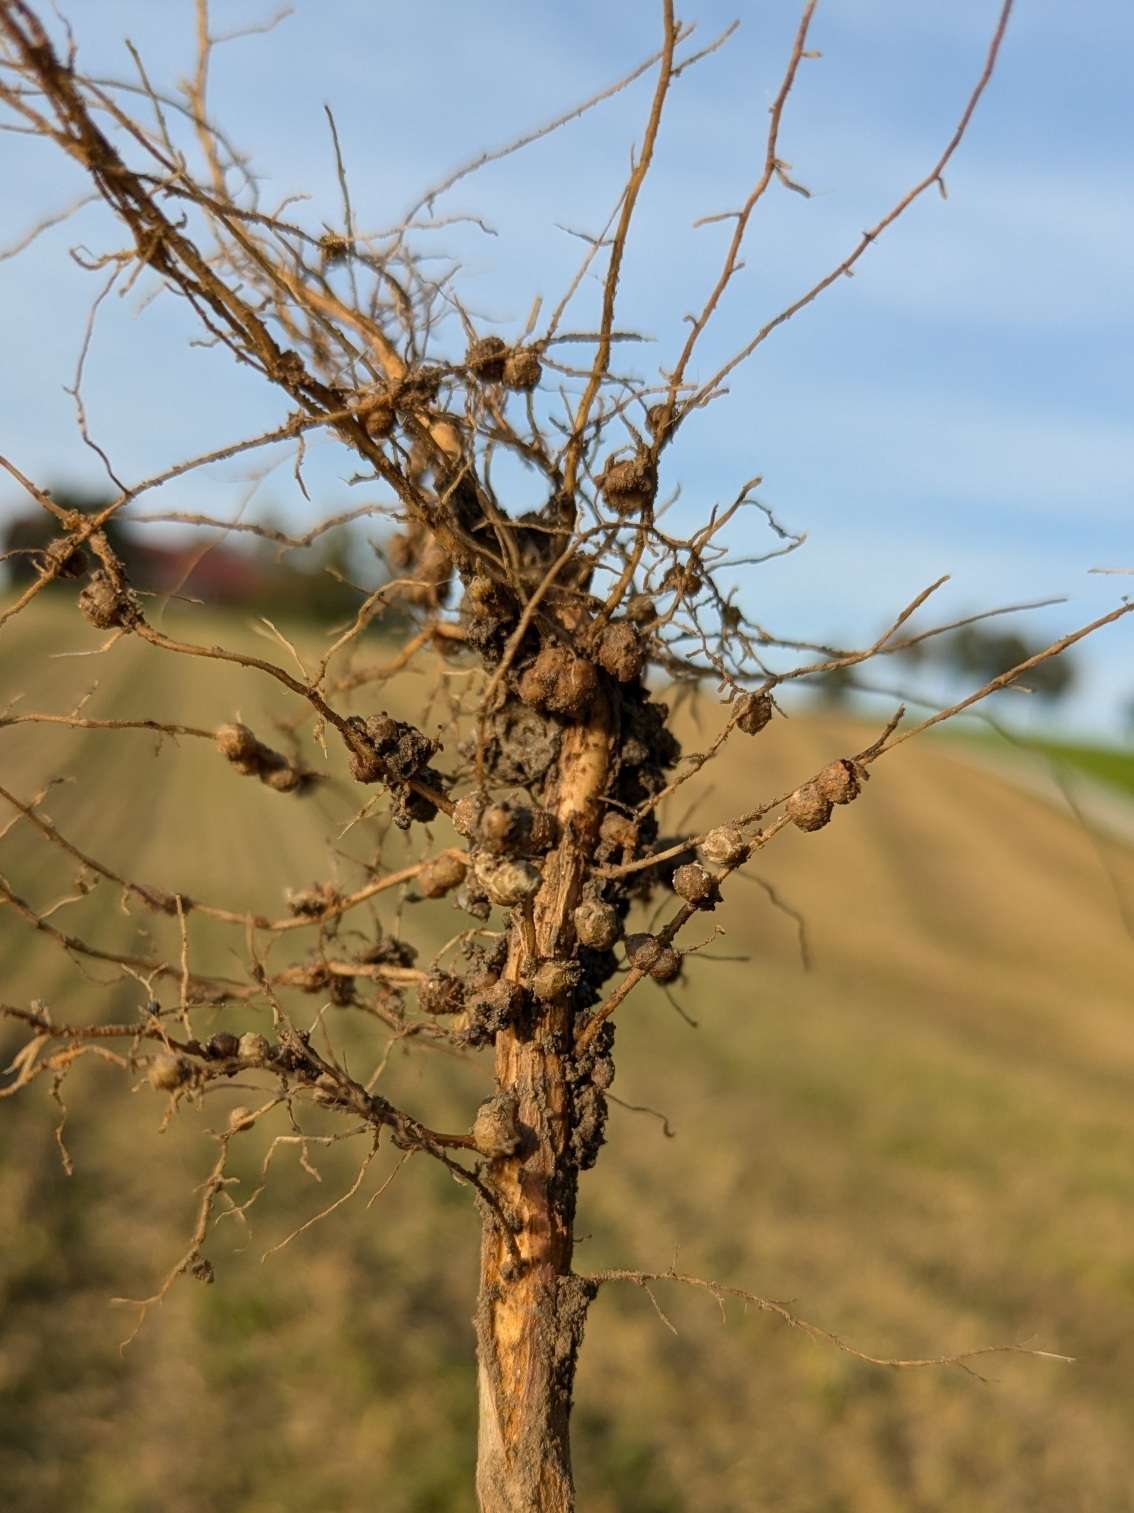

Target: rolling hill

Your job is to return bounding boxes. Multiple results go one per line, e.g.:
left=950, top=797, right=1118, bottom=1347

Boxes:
left=2, top=599, right=1133, bottom=1513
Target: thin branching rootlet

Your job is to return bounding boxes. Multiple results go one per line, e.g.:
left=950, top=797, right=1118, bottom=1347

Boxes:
left=0, top=2, right=1125, bottom=1508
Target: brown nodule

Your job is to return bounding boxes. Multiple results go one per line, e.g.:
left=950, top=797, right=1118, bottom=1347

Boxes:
left=698, top=826, right=747, bottom=867
left=787, top=783, right=833, bottom=832
left=517, top=645, right=598, bottom=718
left=530, top=958, right=581, bottom=1002
left=817, top=758, right=865, bottom=805
left=591, top=622, right=646, bottom=683
left=625, top=932, right=682, bottom=981
left=625, top=593, right=656, bottom=625
left=598, top=811, right=637, bottom=852
left=672, top=862, right=718, bottom=909
left=502, top=346, right=542, bottom=391
left=417, top=852, right=468, bottom=899
left=148, top=1054, right=190, bottom=1092
left=473, top=853, right=542, bottom=908
left=646, top=402, right=675, bottom=441
left=471, top=1092, right=522, bottom=1159
left=477, top=802, right=558, bottom=859
left=625, top=932, right=661, bottom=972
left=735, top=692, right=773, bottom=735
left=356, top=387, right=395, bottom=438
left=238, top=1032, right=271, bottom=1062
left=285, top=882, right=342, bottom=917
left=216, top=723, right=305, bottom=795
left=649, top=946, right=682, bottom=984
left=600, top=450, right=657, bottom=517
left=573, top=898, right=620, bottom=950
left=41, top=537, right=87, bottom=579
left=466, top=335, right=508, bottom=383
left=205, top=1031, right=240, bottom=1060
left=78, top=570, right=140, bottom=630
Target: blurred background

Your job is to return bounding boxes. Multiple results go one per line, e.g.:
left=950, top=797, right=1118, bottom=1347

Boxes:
left=2, top=3, right=1133, bottom=1510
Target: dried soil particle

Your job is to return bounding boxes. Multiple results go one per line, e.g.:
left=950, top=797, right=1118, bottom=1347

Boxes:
left=389, top=779, right=439, bottom=830
left=570, top=1082, right=607, bottom=1169
left=287, top=962, right=332, bottom=993
left=285, top=881, right=342, bottom=917
left=619, top=696, right=681, bottom=772
left=345, top=712, right=438, bottom=786
left=328, top=973, right=355, bottom=1006
left=467, top=700, right=562, bottom=787
left=460, top=980, right=526, bottom=1048
left=418, top=972, right=466, bottom=1017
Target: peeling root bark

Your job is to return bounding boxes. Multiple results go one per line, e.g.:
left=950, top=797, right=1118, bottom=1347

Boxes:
left=474, top=699, right=610, bottom=1512
left=475, top=1259, right=595, bottom=1512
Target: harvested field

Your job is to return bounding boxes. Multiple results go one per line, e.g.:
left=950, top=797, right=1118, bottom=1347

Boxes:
left=2, top=600, right=1133, bottom=1512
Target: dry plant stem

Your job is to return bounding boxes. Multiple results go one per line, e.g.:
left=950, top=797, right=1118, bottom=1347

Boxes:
left=474, top=692, right=612, bottom=1512
left=0, top=3, right=1113, bottom=1510
left=0, top=776, right=457, bottom=932
left=667, top=0, right=818, bottom=404
left=582, top=601, right=1132, bottom=1051
left=690, top=0, right=1017, bottom=409
left=126, top=619, right=451, bottom=815
left=562, top=1, right=678, bottom=508
left=0, top=712, right=214, bottom=740
left=590, top=1269, right=1074, bottom=1382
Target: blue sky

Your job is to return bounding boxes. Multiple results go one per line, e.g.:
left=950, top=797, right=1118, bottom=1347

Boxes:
left=1, top=2, right=1131, bottom=734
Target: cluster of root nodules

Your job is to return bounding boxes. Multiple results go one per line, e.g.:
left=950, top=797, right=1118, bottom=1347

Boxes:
left=215, top=723, right=310, bottom=795
left=385, top=534, right=710, bottom=1174
left=7, top=331, right=865, bottom=1259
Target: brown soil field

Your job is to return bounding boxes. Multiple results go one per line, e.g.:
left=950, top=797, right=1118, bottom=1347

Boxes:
left=2, top=600, right=1133, bottom=1512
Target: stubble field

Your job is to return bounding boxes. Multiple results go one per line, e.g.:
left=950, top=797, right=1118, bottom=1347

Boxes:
left=2, top=598, right=1133, bottom=1512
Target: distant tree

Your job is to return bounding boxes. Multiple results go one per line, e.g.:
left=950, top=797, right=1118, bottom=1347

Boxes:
left=948, top=625, right=1078, bottom=703
left=811, top=659, right=858, bottom=705
left=3, top=490, right=372, bottom=622
left=2, top=488, right=138, bottom=582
